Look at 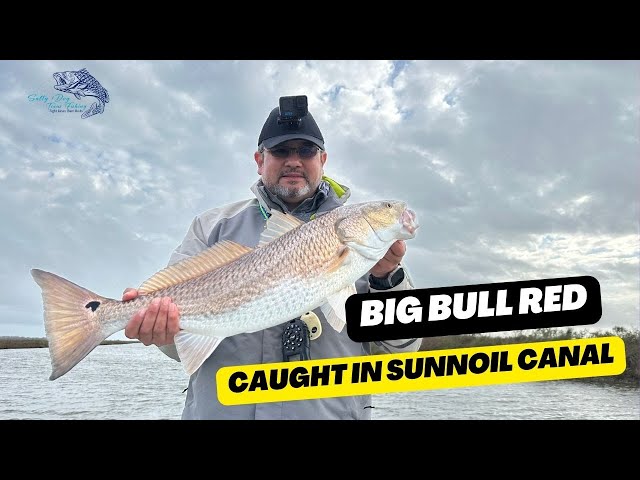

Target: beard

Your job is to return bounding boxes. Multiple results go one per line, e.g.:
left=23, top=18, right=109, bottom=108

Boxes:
left=264, top=171, right=317, bottom=200
left=268, top=182, right=312, bottom=199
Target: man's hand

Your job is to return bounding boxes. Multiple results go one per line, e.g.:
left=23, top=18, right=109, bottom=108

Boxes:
left=122, top=288, right=180, bottom=346
left=369, top=240, right=406, bottom=278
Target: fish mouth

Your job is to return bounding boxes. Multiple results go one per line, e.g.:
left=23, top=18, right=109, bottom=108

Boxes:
left=53, top=73, right=72, bottom=91
left=363, top=206, right=419, bottom=243
left=53, top=73, right=68, bottom=87
left=401, top=208, right=419, bottom=237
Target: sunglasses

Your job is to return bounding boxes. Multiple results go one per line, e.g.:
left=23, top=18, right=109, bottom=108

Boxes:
left=265, top=145, right=320, bottom=159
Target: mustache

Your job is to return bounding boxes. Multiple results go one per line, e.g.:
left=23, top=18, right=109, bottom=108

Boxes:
left=279, top=170, right=309, bottom=181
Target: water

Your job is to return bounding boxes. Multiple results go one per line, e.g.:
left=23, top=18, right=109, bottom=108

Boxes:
left=1, top=343, right=638, bottom=420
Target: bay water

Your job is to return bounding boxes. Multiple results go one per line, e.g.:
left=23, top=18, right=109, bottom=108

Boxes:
left=1, top=343, right=637, bottom=420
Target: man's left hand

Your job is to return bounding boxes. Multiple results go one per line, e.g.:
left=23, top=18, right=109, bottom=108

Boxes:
left=369, top=240, right=406, bottom=277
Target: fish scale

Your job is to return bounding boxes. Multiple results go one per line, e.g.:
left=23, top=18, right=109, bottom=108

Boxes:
left=31, top=200, right=419, bottom=380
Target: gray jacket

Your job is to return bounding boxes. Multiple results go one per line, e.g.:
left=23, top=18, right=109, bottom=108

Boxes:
left=159, top=176, right=422, bottom=419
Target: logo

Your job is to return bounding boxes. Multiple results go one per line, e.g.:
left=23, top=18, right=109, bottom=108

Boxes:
left=27, top=68, right=110, bottom=119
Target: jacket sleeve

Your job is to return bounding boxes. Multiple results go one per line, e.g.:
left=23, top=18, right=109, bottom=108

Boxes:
left=367, top=263, right=423, bottom=354
left=157, top=215, right=210, bottom=362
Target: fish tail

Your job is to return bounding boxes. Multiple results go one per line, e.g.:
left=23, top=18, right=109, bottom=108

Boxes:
left=81, top=102, right=99, bottom=119
left=31, top=269, right=113, bottom=380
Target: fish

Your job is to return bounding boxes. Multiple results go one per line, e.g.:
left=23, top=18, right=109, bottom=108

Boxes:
left=53, top=68, right=110, bottom=119
left=31, top=200, right=419, bottom=381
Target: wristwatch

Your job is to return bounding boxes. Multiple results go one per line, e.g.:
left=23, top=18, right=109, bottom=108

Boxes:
left=369, top=265, right=405, bottom=290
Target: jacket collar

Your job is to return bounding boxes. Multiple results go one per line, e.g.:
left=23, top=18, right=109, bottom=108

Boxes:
left=250, top=175, right=351, bottom=220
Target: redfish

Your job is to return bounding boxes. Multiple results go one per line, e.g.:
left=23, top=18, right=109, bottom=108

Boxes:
left=31, top=200, right=418, bottom=380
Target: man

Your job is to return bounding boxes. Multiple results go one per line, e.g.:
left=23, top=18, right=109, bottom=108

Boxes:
left=123, top=97, right=422, bottom=419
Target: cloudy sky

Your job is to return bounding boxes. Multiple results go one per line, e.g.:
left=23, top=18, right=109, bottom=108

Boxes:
left=0, top=60, right=637, bottom=339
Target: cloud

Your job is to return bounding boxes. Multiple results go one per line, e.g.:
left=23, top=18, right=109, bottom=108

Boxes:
left=0, top=60, right=637, bottom=339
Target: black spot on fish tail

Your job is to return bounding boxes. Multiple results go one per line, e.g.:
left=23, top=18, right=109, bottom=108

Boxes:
left=85, top=301, right=100, bottom=312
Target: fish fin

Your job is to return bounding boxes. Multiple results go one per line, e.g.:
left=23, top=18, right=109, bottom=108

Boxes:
left=334, top=217, right=369, bottom=245
left=139, top=240, right=252, bottom=294
left=74, top=93, right=82, bottom=100
left=320, top=302, right=345, bottom=332
left=174, top=331, right=224, bottom=376
left=326, top=246, right=350, bottom=274
left=30, top=269, right=114, bottom=380
left=320, top=284, right=357, bottom=332
left=257, top=210, right=305, bottom=248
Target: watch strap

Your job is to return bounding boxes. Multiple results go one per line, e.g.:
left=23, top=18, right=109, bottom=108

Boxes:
left=369, top=266, right=405, bottom=290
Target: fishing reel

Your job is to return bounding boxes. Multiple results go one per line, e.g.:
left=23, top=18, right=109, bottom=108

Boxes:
left=282, top=311, right=322, bottom=362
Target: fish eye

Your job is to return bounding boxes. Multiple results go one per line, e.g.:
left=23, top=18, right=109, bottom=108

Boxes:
left=386, top=202, right=392, bottom=208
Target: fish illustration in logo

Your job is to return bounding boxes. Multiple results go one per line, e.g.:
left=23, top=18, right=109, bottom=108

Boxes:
left=53, top=68, right=109, bottom=119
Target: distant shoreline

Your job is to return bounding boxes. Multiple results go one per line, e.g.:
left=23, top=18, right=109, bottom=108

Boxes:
left=0, top=337, right=139, bottom=349
left=2, top=328, right=638, bottom=387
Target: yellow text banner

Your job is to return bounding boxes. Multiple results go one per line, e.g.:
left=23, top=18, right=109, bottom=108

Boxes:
left=216, top=336, right=625, bottom=406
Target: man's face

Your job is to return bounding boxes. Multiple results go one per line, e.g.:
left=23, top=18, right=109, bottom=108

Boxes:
left=255, top=139, right=327, bottom=208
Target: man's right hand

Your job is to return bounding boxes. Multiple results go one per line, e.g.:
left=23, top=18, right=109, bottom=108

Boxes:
left=122, top=288, right=180, bottom=346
